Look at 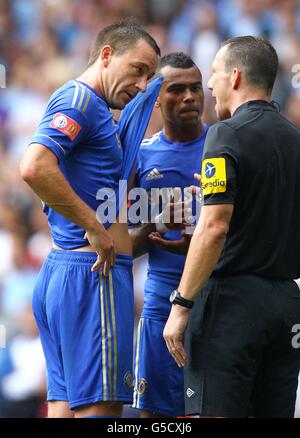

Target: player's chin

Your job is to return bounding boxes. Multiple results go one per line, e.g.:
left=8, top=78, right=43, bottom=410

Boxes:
left=107, top=93, right=128, bottom=110
left=115, top=94, right=132, bottom=109
left=178, top=113, right=199, bottom=124
left=109, top=100, right=126, bottom=110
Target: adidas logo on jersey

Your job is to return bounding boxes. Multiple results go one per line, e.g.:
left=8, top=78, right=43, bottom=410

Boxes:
left=146, top=168, right=164, bottom=181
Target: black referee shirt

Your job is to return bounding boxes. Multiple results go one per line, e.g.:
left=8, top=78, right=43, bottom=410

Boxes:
left=202, top=100, right=300, bottom=279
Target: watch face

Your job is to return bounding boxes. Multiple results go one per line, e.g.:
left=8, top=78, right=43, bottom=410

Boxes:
left=169, top=290, right=177, bottom=303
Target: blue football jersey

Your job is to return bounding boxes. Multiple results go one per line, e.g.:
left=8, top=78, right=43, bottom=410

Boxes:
left=136, top=127, right=208, bottom=276
left=30, top=80, right=123, bottom=249
left=134, top=128, right=208, bottom=318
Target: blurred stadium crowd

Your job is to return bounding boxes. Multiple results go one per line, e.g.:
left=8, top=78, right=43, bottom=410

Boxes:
left=0, top=0, right=300, bottom=417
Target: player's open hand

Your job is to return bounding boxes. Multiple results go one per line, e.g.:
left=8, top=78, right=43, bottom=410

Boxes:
left=84, top=228, right=116, bottom=276
left=148, top=230, right=192, bottom=255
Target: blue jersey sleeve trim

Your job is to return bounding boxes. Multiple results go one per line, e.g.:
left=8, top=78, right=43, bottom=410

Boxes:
left=71, top=82, right=93, bottom=113
left=30, top=134, right=65, bottom=162
left=71, top=82, right=80, bottom=108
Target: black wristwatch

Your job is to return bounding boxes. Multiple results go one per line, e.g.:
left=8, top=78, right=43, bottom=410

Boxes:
left=169, top=289, right=194, bottom=309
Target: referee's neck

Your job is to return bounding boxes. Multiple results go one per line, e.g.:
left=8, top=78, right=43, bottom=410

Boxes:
left=229, top=90, right=271, bottom=116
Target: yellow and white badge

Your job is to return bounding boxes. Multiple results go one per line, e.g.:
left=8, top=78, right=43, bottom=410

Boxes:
left=201, top=157, right=226, bottom=195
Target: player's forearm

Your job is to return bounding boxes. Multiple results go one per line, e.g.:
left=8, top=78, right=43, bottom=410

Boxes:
left=178, top=221, right=227, bottom=301
left=129, top=223, right=156, bottom=258
left=21, top=156, right=102, bottom=233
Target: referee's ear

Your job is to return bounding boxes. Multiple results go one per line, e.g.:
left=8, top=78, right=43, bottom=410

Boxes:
left=231, top=67, right=241, bottom=90
left=155, top=97, right=160, bottom=108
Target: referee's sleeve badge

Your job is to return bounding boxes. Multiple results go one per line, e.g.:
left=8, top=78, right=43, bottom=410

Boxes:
left=201, top=157, right=226, bottom=195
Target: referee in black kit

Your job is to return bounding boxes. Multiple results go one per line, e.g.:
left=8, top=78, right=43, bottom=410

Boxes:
left=164, top=36, right=300, bottom=418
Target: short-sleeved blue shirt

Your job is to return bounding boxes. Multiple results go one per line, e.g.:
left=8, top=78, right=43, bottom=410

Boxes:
left=30, top=80, right=123, bottom=249
left=135, top=127, right=208, bottom=277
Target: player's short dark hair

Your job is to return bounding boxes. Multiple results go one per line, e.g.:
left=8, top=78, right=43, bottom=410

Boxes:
left=88, top=21, right=161, bottom=67
left=221, top=36, right=278, bottom=94
left=157, top=52, right=196, bottom=71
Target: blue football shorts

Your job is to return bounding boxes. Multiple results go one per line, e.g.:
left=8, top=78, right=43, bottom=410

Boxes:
left=32, top=249, right=134, bottom=409
left=132, top=274, right=184, bottom=417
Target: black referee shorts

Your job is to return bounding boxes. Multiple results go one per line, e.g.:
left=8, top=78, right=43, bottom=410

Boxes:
left=184, top=275, right=300, bottom=418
